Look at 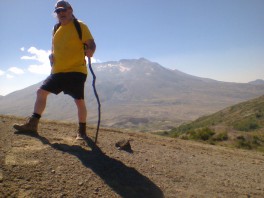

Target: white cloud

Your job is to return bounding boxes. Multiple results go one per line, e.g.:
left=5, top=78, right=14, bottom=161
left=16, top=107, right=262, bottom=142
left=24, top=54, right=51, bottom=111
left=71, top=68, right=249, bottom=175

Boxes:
left=92, top=57, right=101, bottom=63
left=28, top=64, right=51, bottom=74
left=8, top=67, right=24, bottom=75
left=6, top=74, right=14, bottom=79
left=85, top=57, right=101, bottom=64
left=0, top=70, right=5, bottom=76
left=21, top=55, right=37, bottom=60
left=28, top=47, right=51, bottom=63
left=21, top=47, right=51, bottom=75
left=20, top=47, right=25, bottom=52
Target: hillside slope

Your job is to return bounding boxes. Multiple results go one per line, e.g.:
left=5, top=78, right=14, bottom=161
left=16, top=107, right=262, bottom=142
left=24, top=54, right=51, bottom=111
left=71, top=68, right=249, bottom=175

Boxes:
left=163, top=95, right=264, bottom=152
left=168, top=95, right=264, bottom=130
left=1, top=115, right=264, bottom=197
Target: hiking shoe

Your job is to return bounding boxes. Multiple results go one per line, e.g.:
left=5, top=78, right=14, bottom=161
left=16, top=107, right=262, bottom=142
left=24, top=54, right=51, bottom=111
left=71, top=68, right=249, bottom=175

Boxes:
left=13, top=117, right=39, bottom=133
left=75, top=123, right=87, bottom=140
left=76, top=123, right=87, bottom=140
left=76, top=131, right=88, bottom=140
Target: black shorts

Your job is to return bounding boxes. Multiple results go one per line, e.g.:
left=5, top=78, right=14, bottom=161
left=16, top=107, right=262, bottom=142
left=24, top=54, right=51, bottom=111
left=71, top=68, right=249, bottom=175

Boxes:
left=41, top=72, right=87, bottom=99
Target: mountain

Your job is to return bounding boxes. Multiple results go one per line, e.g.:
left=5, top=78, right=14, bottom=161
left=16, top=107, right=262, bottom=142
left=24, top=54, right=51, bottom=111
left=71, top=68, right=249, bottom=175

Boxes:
left=161, top=95, right=264, bottom=152
left=0, top=58, right=264, bottom=131
left=249, top=79, right=264, bottom=85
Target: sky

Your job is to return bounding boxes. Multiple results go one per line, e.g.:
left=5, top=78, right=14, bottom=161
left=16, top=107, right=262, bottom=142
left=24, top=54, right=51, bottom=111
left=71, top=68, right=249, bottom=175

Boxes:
left=0, top=0, right=263, bottom=96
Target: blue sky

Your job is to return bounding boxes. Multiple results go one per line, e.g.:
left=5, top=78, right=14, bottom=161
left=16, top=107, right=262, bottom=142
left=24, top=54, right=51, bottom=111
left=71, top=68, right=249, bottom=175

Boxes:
left=0, top=0, right=263, bottom=95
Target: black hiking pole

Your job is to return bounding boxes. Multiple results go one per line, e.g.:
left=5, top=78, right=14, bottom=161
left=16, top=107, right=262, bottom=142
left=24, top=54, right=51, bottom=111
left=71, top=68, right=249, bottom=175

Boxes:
left=88, top=57, right=101, bottom=144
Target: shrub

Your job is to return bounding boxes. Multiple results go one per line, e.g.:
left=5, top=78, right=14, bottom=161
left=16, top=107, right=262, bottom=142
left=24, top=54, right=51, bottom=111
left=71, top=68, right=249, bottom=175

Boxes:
left=212, top=132, right=228, bottom=141
left=237, top=139, right=253, bottom=150
left=256, top=110, right=264, bottom=119
left=233, top=118, right=260, bottom=132
left=252, top=135, right=264, bottom=146
left=188, top=127, right=215, bottom=141
left=236, top=135, right=264, bottom=150
left=179, top=134, right=190, bottom=140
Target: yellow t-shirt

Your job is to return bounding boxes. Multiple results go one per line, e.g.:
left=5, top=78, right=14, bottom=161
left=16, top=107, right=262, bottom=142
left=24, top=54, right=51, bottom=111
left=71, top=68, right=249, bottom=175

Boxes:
left=52, top=20, right=93, bottom=74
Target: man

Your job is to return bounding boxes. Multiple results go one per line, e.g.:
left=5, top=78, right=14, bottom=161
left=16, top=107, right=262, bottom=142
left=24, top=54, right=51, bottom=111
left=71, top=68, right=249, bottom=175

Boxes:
left=13, top=0, right=96, bottom=140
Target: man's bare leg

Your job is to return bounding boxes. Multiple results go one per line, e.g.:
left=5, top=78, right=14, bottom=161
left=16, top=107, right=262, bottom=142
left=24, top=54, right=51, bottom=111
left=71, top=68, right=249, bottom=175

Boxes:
left=75, top=99, right=87, bottom=139
left=13, top=89, right=50, bottom=133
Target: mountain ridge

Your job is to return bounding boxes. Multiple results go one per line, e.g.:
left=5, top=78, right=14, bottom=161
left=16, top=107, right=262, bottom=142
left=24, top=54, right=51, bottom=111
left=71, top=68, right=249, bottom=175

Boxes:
left=0, top=58, right=264, bottom=131
left=249, top=79, right=264, bottom=85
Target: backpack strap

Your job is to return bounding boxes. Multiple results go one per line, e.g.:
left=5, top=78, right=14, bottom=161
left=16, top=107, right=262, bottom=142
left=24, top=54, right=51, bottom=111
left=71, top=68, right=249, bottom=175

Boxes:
left=53, top=22, right=61, bottom=36
left=73, top=18, right=82, bottom=40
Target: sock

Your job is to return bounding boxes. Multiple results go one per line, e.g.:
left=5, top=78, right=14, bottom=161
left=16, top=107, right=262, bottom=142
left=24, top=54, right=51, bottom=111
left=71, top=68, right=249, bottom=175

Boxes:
left=79, top=123, right=86, bottom=133
left=32, top=113, right=41, bottom=119
left=79, top=123, right=86, bottom=129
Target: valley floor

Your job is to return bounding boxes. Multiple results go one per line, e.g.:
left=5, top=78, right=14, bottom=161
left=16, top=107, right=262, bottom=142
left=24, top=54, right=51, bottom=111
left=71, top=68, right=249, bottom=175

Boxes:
left=1, top=115, right=264, bottom=197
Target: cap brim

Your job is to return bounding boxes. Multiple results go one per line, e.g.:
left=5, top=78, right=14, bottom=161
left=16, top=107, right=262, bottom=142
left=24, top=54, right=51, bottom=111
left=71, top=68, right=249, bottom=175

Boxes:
left=54, top=7, right=67, bottom=13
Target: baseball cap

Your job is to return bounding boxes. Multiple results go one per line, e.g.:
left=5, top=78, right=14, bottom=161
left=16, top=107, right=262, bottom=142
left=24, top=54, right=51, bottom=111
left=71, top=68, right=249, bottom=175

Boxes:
left=54, top=1, right=72, bottom=13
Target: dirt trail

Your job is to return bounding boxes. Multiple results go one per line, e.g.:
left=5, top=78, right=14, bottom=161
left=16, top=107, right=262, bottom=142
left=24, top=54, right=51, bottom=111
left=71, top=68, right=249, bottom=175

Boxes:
left=1, top=115, right=264, bottom=198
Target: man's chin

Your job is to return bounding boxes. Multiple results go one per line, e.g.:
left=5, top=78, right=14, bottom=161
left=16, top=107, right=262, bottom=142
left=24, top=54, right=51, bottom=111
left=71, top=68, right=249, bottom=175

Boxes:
left=59, top=18, right=70, bottom=24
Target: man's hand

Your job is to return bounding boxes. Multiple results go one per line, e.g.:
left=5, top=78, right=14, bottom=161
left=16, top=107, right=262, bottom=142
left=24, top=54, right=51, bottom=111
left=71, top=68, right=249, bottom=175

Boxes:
left=85, top=49, right=94, bottom=57
left=84, top=39, right=96, bottom=57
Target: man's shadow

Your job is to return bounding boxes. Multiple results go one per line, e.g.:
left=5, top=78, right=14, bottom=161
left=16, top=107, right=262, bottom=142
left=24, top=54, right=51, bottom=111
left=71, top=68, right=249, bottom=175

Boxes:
left=15, top=131, right=164, bottom=198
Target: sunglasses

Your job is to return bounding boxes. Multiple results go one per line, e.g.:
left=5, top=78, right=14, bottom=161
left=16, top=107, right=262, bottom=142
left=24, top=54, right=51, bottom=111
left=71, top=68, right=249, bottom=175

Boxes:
left=55, top=8, right=67, bottom=14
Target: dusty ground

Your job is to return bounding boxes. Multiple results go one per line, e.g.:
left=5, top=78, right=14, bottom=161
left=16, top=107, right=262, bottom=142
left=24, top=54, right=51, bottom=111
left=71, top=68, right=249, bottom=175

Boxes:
left=1, top=115, right=264, bottom=198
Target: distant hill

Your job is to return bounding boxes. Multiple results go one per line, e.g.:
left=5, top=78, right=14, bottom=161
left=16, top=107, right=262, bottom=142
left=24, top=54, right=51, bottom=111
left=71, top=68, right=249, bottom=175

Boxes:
left=0, top=58, right=264, bottom=131
left=161, top=95, right=264, bottom=152
left=249, top=79, right=264, bottom=85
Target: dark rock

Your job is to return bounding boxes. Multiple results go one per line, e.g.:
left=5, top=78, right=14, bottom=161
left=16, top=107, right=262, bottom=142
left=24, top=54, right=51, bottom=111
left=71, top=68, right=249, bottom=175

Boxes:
left=115, top=139, right=133, bottom=153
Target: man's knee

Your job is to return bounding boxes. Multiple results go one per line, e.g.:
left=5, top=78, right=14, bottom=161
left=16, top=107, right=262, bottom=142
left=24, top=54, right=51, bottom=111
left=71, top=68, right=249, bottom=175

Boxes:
left=75, top=99, right=86, bottom=107
left=36, top=89, right=50, bottom=98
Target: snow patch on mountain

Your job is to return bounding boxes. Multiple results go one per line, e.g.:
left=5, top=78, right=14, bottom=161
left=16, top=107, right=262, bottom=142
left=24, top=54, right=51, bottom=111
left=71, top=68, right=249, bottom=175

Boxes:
left=96, top=63, right=131, bottom=73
